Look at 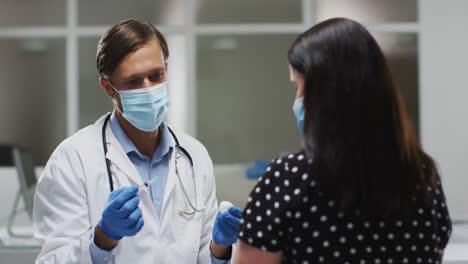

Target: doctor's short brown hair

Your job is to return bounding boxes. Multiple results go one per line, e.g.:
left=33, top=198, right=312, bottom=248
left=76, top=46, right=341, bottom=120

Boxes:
left=96, top=19, right=169, bottom=78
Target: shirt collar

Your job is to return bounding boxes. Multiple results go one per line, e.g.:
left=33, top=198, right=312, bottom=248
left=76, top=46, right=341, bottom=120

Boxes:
left=109, top=111, right=173, bottom=162
left=153, top=122, right=173, bottom=163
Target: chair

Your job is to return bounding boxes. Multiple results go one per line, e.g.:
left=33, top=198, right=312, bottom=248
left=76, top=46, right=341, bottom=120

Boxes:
left=0, top=145, right=36, bottom=238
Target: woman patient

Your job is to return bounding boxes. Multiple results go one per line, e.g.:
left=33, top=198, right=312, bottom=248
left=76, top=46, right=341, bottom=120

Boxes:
left=235, top=18, right=452, bottom=264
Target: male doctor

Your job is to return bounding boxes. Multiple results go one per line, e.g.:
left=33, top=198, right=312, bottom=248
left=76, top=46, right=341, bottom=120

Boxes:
left=33, top=19, right=241, bottom=263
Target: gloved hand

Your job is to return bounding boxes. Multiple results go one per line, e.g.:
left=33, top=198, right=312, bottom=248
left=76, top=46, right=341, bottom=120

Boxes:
left=98, top=186, right=144, bottom=240
left=212, top=201, right=243, bottom=246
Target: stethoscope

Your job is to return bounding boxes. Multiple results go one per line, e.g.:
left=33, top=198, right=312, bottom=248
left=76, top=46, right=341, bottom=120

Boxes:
left=101, top=113, right=206, bottom=216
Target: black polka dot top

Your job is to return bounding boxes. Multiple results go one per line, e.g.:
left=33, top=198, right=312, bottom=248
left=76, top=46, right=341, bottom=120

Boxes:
left=239, top=151, right=452, bottom=264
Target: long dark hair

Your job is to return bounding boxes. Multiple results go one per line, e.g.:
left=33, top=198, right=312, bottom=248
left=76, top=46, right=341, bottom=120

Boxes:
left=288, top=18, right=438, bottom=217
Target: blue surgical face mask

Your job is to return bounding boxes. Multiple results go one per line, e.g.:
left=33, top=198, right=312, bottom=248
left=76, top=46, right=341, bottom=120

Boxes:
left=111, top=81, right=170, bottom=132
left=293, top=97, right=304, bottom=132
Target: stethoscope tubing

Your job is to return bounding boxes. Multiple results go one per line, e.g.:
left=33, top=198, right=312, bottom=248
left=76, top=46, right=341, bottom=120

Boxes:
left=101, top=113, right=204, bottom=215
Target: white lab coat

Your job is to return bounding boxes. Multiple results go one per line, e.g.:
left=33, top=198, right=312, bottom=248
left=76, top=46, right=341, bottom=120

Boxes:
left=33, top=114, right=219, bottom=263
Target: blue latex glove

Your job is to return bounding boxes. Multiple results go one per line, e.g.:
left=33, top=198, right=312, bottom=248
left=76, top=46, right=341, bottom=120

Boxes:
left=98, top=186, right=144, bottom=240
left=245, top=160, right=270, bottom=180
left=212, top=206, right=243, bottom=246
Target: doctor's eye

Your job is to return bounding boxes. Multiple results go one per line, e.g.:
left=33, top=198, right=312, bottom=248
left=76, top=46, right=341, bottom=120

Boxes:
left=148, top=70, right=165, bottom=82
left=126, top=78, right=143, bottom=88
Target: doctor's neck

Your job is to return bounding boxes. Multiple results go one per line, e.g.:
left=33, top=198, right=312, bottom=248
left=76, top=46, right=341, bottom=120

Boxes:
left=115, top=110, right=160, bottom=159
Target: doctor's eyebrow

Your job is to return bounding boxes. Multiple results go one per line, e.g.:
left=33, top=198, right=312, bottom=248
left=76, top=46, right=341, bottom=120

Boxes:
left=121, top=67, right=166, bottom=83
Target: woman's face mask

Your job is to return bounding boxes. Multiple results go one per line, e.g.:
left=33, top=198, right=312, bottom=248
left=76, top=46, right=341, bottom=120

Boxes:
left=289, top=65, right=305, bottom=132
left=293, top=97, right=304, bottom=132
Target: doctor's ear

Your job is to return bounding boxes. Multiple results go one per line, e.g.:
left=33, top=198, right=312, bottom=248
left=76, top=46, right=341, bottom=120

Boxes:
left=100, top=77, right=115, bottom=98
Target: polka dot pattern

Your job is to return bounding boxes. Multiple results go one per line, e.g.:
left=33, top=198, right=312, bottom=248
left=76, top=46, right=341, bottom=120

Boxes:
left=239, top=151, right=452, bottom=263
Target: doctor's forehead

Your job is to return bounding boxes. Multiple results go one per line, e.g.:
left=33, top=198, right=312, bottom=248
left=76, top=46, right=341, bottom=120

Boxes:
left=113, top=41, right=166, bottom=78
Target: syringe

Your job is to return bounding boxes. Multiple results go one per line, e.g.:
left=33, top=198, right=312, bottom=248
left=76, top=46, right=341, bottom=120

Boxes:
left=137, top=177, right=158, bottom=190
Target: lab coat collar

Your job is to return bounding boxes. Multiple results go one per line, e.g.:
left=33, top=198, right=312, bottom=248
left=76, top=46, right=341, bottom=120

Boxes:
left=160, top=149, right=177, bottom=222
left=99, top=113, right=144, bottom=186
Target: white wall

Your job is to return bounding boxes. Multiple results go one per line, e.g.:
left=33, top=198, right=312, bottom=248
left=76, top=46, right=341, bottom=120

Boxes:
left=420, top=0, right=468, bottom=220
left=0, top=39, right=67, bottom=165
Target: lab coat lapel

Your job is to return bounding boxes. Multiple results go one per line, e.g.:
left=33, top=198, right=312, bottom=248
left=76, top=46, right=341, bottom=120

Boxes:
left=160, top=147, right=177, bottom=221
left=104, top=122, right=144, bottom=186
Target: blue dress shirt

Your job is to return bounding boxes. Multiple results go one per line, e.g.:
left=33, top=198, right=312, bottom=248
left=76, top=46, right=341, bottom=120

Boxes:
left=89, top=112, right=229, bottom=264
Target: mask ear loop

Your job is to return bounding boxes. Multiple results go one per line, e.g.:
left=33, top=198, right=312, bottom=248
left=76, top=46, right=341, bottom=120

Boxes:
left=104, top=78, right=125, bottom=114
left=105, top=78, right=120, bottom=95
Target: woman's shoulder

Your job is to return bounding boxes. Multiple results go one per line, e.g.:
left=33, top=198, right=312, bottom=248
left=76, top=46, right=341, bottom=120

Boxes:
left=265, top=150, right=311, bottom=174
left=249, top=150, right=317, bottom=205
left=240, top=150, right=314, bottom=252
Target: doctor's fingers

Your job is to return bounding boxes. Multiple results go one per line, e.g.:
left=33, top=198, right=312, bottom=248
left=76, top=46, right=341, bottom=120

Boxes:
left=122, top=217, right=145, bottom=237
left=108, top=186, right=139, bottom=209
left=108, top=187, right=128, bottom=200
left=222, top=212, right=242, bottom=227
left=217, top=221, right=240, bottom=238
left=118, top=195, right=141, bottom=217
left=112, top=195, right=141, bottom=218
left=119, top=207, right=143, bottom=227
left=218, top=217, right=241, bottom=233
left=227, top=207, right=243, bottom=219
